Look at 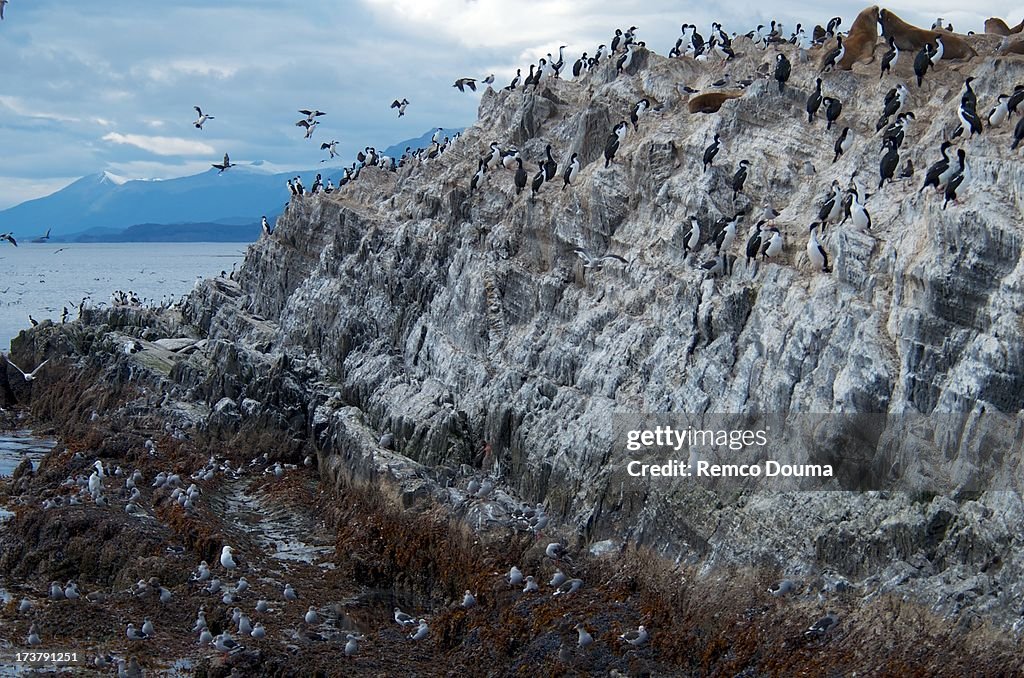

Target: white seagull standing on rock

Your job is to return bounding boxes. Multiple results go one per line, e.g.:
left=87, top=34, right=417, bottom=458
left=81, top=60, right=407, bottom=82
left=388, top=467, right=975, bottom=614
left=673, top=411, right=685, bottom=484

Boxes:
left=394, top=607, right=416, bottom=627
left=220, top=545, right=237, bottom=571
left=409, top=619, right=429, bottom=640
left=620, top=625, right=649, bottom=646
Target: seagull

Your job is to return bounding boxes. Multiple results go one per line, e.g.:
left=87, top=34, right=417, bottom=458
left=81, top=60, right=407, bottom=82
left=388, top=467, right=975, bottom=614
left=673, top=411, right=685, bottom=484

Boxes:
left=211, top=153, right=234, bottom=174
left=141, top=618, right=155, bottom=636
left=213, top=632, right=241, bottom=653
left=453, top=78, right=477, bottom=92
left=462, top=591, right=476, bottom=608
left=345, top=633, right=365, bottom=657
left=298, top=109, right=326, bottom=122
left=27, top=624, right=41, bottom=646
left=508, top=566, right=524, bottom=587
left=251, top=622, right=266, bottom=639
left=482, top=74, right=495, bottom=86
left=256, top=599, right=269, bottom=613
left=193, top=106, right=214, bottom=129
left=126, top=623, right=149, bottom=641
left=620, top=625, right=649, bottom=646
left=283, top=583, right=297, bottom=601
left=769, top=579, right=796, bottom=596
left=575, top=623, right=594, bottom=649
left=523, top=576, right=539, bottom=593
left=220, top=545, right=237, bottom=570
left=409, top=619, right=429, bottom=640
left=573, top=248, right=628, bottom=270
left=806, top=612, right=839, bottom=636
left=394, top=607, right=417, bottom=627
left=4, top=356, right=49, bottom=381
left=304, top=606, right=320, bottom=624
left=390, top=98, right=409, bottom=116
left=545, top=542, right=571, bottom=562
left=553, top=578, right=584, bottom=596
left=296, top=119, right=319, bottom=139
left=549, top=570, right=567, bottom=587
left=1, top=232, right=16, bottom=246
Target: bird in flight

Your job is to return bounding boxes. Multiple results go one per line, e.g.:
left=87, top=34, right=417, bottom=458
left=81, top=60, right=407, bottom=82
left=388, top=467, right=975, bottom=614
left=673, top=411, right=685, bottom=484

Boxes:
left=1, top=232, right=16, bottom=247
left=298, top=109, right=326, bottom=123
left=0, top=1, right=7, bottom=21
left=320, top=140, right=339, bottom=159
left=5, top=355, right=49, bottom=382
left=390, top=98, right=409, bottom=117
left=296, top=119, right=319, bottom=139
left=453, top=78, right=477, bottom=92
left=193, top=106, right=215, bottom=129
left=211, top=153, right=234, bottom=174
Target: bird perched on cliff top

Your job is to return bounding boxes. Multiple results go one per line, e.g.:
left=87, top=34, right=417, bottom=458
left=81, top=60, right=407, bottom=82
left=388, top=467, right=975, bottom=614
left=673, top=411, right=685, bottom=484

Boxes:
left=562, top=153, right=580, bottom=189
left=745, top=222, right=765, bottom=267
left=296, top=119, right=319, bottom=139
left=192, top=106, right=214, bottom=129
left=408, top=619, right=429, bottom=641
left=220, top=545, right=237, bottom=570
left=394, top=607, right=417, bottom=627
left=530, top=162, right=545, bottom=200
left=805, top=612, right=839, bottom=636
left=126, top=623, right=149, bottom=641
left=919, top=141, right=952, bottom=192
left=806, top=78, right=823, bottom=122
left=913, top=44, right=933, bottom=87
left=683, top=216, right=701, bottom=255
left=504, top=68, right=521, bottom=91
left=833, top=126, right=853, bottom=163
left=930, top=35, right=945, bottom=67
left=821, top=35, right=845, bottom=72
left=878, top=139, right=899, bottom=188
left=630, top=98, right=649, bottom=131
left=513, top=158, right=527, bottom=194
left=4, top=356, right=48, bottom=381
left=702, top=134, right=720, bottom=172
left=620, top=625, right=649, bottom=647
left=482, top=73, right=495, bottom=87
left=731, top=160, right=750, bottom=200
left=774, top=53, right=791, bottom=94
left=943, top=162, right=967, bottom=210
left=769, top=578, right=796, bottom=596
left=212, top=153, right=234, bottom=174
left=806, top=224, right=830, bottom=273
left=822, top=96, right=842, bottom=131
left=453, top=78, right=477, bottom=92
left=575, top=623, right=594, bottom=649
left=879, top=38, right=899, bottom=79
left=262, top=216, right=272, bottom=236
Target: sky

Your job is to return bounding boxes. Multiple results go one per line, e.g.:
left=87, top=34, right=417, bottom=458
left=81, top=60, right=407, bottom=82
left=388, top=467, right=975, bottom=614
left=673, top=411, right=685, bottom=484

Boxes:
left=0, top=0, right=1019, bottom=209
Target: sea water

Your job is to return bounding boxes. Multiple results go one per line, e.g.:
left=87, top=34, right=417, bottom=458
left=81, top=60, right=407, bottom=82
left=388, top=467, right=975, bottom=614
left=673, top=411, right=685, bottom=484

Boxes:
left=0, top=242, right=248, bottom=350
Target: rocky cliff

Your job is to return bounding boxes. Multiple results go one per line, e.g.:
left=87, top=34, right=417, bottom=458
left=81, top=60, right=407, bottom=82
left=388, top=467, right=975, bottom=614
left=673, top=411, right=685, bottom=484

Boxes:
left=7, top=20, right=1024, bottom=673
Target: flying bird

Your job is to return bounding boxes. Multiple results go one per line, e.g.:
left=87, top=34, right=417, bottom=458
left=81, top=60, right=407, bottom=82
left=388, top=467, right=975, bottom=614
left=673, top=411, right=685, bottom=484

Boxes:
left=390, top=98, right=409, bottom=116
left=573, top=248, right=628, bottom=270
left=296, top=119, right=319, bottom=139
left=1, top=232, right=16, bottom=247
left=211, top=153, right=234, bottom=174
left=320, top=140, right=339, bottom=159
left=193, top=106, right=214, bottom=129
left=0, top=1, right=7, bottom=20
left=298, top=109, right=326, bottom=122
left=453, top=78, right=477, bottom=92
left=5, top=356, right=48, bottom=381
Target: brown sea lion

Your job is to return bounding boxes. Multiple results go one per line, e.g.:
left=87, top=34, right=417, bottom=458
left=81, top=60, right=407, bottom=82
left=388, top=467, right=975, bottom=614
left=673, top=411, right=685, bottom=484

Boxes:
left=879, top=9, right=977, bottom=59
left=985, top=18, right=1012, bottom=35
left=836, top=6, right=881, bottom=69
left=688, top=91, right=743, bottom=114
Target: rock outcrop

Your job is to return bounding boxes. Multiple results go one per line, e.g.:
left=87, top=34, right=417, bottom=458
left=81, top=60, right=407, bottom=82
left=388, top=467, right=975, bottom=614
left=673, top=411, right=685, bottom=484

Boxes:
left=9, top=20, right=1024, bottom=645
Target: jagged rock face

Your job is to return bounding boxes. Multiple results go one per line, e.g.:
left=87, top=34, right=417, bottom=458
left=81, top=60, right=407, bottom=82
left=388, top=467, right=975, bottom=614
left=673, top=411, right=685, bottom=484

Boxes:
left=24, top=37, right=1024, bottom=628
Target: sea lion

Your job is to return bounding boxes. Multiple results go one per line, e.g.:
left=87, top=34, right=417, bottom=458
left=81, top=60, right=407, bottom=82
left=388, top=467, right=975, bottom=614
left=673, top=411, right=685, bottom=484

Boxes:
left=985, top=18, right=1024, bottom=35
left=688, top=91, right=743, bottom=114
left=879, top=9, right=977, bottom=59
left=836, top=6, right=881, bottom=69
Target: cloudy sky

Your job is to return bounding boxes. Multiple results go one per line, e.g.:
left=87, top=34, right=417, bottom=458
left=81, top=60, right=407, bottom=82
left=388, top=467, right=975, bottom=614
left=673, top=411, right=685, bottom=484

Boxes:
left=0, top=0, right=1014, bottom=208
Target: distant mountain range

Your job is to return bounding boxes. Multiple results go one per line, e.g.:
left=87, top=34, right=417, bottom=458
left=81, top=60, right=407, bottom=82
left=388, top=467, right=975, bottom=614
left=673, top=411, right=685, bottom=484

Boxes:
left=0, top=127, right=462, bottom=243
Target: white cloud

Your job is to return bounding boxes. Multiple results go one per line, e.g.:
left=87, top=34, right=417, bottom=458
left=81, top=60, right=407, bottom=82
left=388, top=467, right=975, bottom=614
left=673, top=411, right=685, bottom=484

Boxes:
left=0, top=96, right=81, bottom=123
left=101, top=133, right=215, bottom=156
